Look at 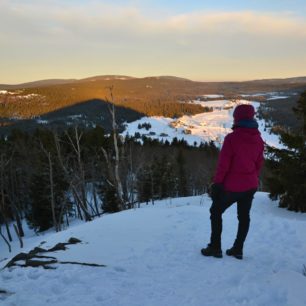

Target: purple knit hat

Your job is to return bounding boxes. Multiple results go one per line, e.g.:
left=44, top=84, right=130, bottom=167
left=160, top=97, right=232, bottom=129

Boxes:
left=233, top=104, right=255, bottom=124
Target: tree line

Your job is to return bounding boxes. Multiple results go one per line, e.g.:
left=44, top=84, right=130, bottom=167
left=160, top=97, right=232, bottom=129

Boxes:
left=0, top=124, right=219, bottom=251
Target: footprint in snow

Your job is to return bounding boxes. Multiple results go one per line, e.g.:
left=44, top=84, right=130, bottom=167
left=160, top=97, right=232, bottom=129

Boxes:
left=27, top=269, right=42, bottom=280
left=113, top=266, right=126, bottom=272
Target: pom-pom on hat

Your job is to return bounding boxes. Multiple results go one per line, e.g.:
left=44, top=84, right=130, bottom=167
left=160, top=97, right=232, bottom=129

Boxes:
left=233, top=104, right=255, bottom=123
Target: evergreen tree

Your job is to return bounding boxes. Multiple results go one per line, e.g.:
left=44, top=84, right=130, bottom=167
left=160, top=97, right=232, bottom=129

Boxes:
left=26, top=130, right=70, bottom=231
left=27, top=160, right=70, bottom=232
left=160, top=156, right=176, bottom=198
left=266, top=91, right=306, bottom=212
left=176, top=149, right=188, bottom=196
left=100, top=183, right=122, bottom=213
left=27, top=171, right=53, bottom=232
left=137, top=166, right=152, bottom=204
left=152, top=155, right=176, bottom=199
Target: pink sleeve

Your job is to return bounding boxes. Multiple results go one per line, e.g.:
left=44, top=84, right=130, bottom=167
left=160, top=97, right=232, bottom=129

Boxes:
left=255, top=142, right=264, bottom=176
left=213, top=135, right=233, bottom=184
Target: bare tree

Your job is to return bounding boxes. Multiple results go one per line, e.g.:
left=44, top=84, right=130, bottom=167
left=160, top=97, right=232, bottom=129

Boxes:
left=7, top=163, right=25, bottom=237
left=102, top=86, right=125, bottom=211
left=13, top=224, right=23, bottom=248
left=54, top=130, right=92, bottom=221
left=0, top=153, right=13, bottom=242
left=0, top=225, right=11, bottom=253
left=38, top=141, right=62, bottom=232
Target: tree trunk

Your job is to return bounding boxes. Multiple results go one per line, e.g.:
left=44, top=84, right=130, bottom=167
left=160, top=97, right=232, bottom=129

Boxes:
left=48, top=152, right=59, bottom=232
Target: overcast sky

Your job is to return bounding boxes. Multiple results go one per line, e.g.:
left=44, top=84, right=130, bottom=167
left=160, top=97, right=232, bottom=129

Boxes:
left=1, top=0, right=306, bottom=83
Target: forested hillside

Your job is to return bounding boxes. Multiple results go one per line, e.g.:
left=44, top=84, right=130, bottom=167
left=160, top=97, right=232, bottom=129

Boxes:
left=1, top=76, right=306, bottom=133
left=0, top=77, right=210, bottom=120
left=258, top=96, right=303, bottom=133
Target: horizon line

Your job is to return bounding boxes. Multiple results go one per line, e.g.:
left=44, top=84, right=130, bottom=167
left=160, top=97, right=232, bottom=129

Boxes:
left=2, top=74, right=306, bottom=86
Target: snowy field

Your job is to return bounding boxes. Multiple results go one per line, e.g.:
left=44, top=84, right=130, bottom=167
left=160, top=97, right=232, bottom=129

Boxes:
left=122, top=99, right=283, bottom=148
left=1, top=193, right=306, bottom=306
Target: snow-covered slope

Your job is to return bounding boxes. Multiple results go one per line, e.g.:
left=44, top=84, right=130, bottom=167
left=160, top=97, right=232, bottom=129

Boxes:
left=122, top=99, right=283, bottom=148
left=1, top=193, right=306, bottom=306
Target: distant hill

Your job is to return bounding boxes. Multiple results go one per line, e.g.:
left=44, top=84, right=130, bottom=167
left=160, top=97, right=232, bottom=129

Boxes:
left=0, top=79, right=77, bottom=90
left=144, top=76, right=191, bottom=81
left=0, top=75, right=137, bottom=90
left=0, top=75, right=192, bottom=89
left=79, top=75, right=136, bottom=82
left=1, top=74, right=306, bottom=134
left=1, top=74, right=306, bottom=90
left=246, top=76, right=306, bottom=84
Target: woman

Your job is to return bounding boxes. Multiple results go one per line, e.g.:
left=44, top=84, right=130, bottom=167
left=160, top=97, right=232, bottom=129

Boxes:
left=201, top=104, right=264, bottom=259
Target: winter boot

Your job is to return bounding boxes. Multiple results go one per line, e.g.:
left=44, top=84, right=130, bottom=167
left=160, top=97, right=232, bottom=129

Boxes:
left=201, top=244, right=223, bottom=258
left=226, top=246, right=243, bottom=260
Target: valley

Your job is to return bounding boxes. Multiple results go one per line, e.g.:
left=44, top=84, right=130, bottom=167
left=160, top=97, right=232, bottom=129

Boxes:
left=0, top=75, right=305, bottom=139
left=122, top=96, right=287, bottom=148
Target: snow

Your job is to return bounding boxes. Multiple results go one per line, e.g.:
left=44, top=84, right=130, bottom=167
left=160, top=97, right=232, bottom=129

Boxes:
left=267, top=96, right=290, bottom=100
left=193, top=99, right=232, bottom=108
left=0, top=91, right=41, bottom=99
left=68, top=114, right=83, bottom=119
left=122, top=99, right=284, bottom=148
left=0, top=90, right=15, bottom=95
left=241, top=92, right=292, bottom=100
left=202, top=94, right=224, bottom=98
left=122, top=116, right=209, bottom=145
left=36, top=119, right=49, bottom=124
left=1, top=192, right=306, bottom=306
left=102, top=77, right=130, bottom=80
left=22, top=93, right=41, bottom=99
left=241, top=93, right=267, bottom=97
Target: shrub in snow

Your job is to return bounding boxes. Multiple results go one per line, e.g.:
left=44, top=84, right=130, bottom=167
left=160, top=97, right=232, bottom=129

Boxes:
left=138, top=122, right=152, bottom=130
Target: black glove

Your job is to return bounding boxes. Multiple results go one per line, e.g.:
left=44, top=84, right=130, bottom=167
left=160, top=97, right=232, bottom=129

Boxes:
left=209, top=183, right=224, bottom=201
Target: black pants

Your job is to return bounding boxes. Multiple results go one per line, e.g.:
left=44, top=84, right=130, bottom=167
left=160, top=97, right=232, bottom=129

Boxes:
left=209, top=189, right=256, bottom=250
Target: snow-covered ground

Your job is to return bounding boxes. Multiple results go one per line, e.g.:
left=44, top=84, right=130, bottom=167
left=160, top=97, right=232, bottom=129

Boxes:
left=122, top=99, right=283, bottom=148
left=201, top=94, right=224, bottom=99
left=267, top=95, right=290, bottom=100
left=192, top=99, right=238, bottom=109
left=0, top=90, right=16, bottom=95
left=241, top=92, right=291, bottom=99
left=1, top=193, right=306, bottom=306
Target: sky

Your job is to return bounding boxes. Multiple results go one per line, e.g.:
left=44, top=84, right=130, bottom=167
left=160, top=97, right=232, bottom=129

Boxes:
left=1, top=0, right=306, bottom=84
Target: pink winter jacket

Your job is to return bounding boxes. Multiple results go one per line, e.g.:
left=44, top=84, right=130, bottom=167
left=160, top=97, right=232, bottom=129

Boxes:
left=213, top=127, right=264, bottom=192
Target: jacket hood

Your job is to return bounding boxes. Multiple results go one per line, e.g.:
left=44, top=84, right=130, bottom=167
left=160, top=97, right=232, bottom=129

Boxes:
left=232, top=118, right=258, bottom=129
left=233, top=127, right=262, bottom=144
left=233, top=104, right=255, bottom=124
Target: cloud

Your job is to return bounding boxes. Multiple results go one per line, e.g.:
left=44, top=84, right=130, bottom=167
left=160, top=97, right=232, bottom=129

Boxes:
left=0, top=1, right=305, bottom=83
left=1, top=1, right=306, bottom=42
